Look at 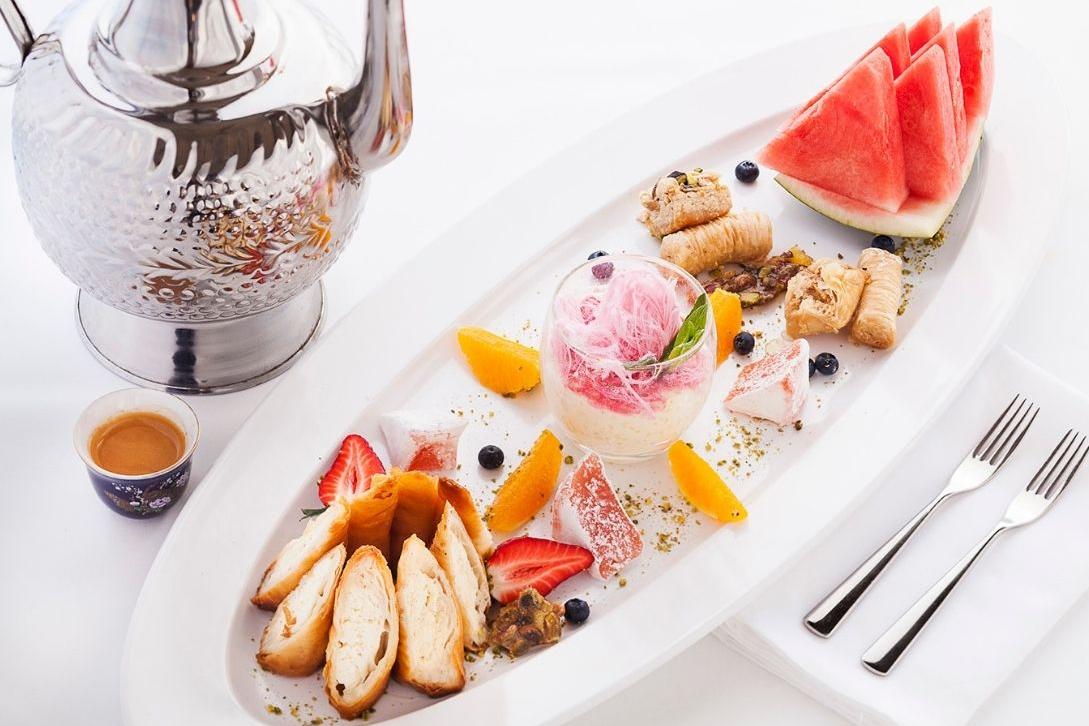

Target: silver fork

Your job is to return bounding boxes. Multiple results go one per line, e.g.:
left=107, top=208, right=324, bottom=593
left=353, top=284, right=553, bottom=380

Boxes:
left=804, top=395, right=1039, bottom=637
left=862, top=430, right=1089, bottom=675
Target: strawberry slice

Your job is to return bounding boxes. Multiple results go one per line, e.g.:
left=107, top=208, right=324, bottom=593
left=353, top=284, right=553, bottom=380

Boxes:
left=486, top=536, right=594, bottom=604
left=316, top=434, right=386, bottom=506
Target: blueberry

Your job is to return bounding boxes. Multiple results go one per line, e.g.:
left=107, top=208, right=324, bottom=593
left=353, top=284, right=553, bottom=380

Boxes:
left=735, top=160, right=760, bottom=183
left=809, top=358, right=816, bottom=378
left=870, top=235, right=896, bottom=253
left=478, top=445, right=504, bottom=470
left=592, top=262, right=614, bottom=280
left=564, top=598, right=591, bottom=625
left=587, top=250, right=609, bottom=260
left=814, top=352, right=839, bottom=376
left=733, top=331, right=755, bottom=356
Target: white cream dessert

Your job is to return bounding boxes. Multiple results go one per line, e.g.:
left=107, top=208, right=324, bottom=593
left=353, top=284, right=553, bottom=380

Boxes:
left=725, top=338, right=810, bottom=425
left=541, top=256, right=715, bottom=460
left=379, top=409, right=466, bottom=472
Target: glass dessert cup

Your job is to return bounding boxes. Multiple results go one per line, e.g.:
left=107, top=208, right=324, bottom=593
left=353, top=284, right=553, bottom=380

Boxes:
left=541, top=255, right=715, bottom=462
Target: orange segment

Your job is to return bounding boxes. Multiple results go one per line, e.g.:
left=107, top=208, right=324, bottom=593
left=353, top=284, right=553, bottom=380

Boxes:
left=667, top=441, right=747, bottom=523
left=709, top=289, right=743, bottom=365
left=487, top=430, right=563, bottom=533
left=456, top=327, right=541, bottom=395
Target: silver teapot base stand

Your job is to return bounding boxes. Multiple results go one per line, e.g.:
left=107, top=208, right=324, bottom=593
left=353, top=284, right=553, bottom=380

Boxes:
left=75, top=284, right=324, bottom=395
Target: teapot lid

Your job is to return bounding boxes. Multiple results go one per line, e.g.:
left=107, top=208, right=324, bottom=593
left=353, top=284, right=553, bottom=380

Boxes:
left=89, top=0, right=283, bottom=112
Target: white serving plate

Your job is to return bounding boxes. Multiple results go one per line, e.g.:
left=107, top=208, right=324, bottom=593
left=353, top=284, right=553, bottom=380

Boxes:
left=123, top=25, right=1068, bottom=726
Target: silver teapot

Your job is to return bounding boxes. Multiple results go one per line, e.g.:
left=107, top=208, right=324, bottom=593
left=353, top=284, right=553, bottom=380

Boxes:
left=0, top=0, right=411, bottom=393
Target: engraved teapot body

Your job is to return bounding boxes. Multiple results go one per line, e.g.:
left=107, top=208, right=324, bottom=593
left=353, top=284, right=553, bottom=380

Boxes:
left=1, top=0, right=411, bottom=392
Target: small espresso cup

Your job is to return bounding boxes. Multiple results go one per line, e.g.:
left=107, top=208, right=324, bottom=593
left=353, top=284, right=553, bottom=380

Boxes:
left=74, top=389, right=200, bottom=518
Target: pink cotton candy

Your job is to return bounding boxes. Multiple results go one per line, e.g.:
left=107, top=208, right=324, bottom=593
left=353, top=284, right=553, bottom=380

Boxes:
left=551, top=267, right=710, bottom=414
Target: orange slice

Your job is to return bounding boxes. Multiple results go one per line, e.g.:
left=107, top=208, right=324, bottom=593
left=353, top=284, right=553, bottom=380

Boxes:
left=667, top=441, right=747, bottom=523
left=456, top=327, right=540, bottom=395
left=708, top=289, right=742, bottom=365
left=487, top=429, right=563, bottom=533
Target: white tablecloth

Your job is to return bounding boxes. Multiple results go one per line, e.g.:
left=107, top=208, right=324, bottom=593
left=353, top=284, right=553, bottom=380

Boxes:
left=1, top=1, right=1085, bottom=723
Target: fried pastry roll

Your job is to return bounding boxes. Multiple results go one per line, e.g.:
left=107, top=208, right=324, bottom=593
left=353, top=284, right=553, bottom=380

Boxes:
left=639, top=170, right=733, bottom=238
left=344, top=472, right=400, bottom=559
left=784, top=258, right=867, bottom=338
left=257, top=544, right=346, bottom=677
left=389, top=469, right=443, bottom=563
left=850, top=248, right=902, bottom=349
left=660, top=210, right=773, bottom=275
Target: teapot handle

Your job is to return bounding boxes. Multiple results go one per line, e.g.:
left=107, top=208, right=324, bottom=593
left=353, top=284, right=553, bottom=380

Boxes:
left=0, top=0, right=33, bottom=87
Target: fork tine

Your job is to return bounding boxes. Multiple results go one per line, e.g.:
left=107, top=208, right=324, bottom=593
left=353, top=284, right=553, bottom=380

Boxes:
left=973, top=395, right=1022, bottom=458
left=989, top=404, right=1039, bottom=467
left=1043, top=434, right=1089, bottom=500
left=979, top=398, right=1029, bottom=462
left=1027, top=430, right=1074, bottom=492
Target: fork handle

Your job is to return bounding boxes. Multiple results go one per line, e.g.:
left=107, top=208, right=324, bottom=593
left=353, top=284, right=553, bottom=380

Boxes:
left=862, top=525, right=1005, bottom=675
left=804, top=493, right=949, bottom=637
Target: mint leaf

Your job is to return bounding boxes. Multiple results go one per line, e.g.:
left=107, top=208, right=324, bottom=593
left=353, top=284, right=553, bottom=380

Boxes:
left=660, top=293, right=708, bottom=363
left=623, top=353, right=659, bottom=371
left=300, top=506, right=328, bottom=520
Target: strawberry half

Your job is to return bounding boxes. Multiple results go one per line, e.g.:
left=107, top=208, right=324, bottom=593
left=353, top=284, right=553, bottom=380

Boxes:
left=486, top=536, right=594, bottom=604
left=316, top=434, right=386, bottom=506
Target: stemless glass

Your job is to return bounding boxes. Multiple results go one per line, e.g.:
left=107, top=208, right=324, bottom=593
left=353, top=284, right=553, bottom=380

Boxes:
left=541, top=254, right=715, bottom=461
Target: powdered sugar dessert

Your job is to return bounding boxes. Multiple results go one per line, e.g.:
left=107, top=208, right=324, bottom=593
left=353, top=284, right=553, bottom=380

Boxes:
left=725, top=338, right=810, bottom=425
left=552, top=453, right=643, bottom=579
left=541, top=255, right=715, bottom=460
left=379, top=409, right=466, bottom=471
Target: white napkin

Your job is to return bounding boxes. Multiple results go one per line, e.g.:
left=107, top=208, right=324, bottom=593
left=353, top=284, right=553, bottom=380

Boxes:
left=716, top=346, right=1089, bottom=726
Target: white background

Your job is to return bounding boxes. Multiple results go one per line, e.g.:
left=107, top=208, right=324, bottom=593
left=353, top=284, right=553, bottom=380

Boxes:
left=1, top=0, right=1086, bottom=723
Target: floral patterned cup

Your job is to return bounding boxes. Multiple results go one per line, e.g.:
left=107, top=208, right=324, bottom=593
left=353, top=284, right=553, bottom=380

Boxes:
left=74, top=389, right=199, bottom=518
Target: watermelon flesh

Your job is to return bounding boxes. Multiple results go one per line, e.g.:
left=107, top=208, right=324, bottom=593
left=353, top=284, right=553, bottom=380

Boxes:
left=761, top=6, right=995, bottom=238
left=895, top=46, right=960, bottom=200
left=912, top=24, right=968, bottom=160
left=758, top=49, right=908, bottom=214
left=791, top=23, right=910, bottom=123
left=957, top=8, right=994, bottom=134
left=908, top=7, right=942, bottom=53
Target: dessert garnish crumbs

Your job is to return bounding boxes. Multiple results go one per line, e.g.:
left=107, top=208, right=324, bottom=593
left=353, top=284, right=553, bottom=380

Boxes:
left=618, top=578, right=628, bottom=587
left=564, top=455, right=574, bottom=465
left=897, top=229, right=944, bottom=315
left=267, top=705, right=282, bottom=715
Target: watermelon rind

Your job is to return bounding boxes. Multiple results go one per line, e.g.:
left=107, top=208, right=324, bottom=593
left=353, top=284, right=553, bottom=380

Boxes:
left=774, top=121, right=983, bottom=238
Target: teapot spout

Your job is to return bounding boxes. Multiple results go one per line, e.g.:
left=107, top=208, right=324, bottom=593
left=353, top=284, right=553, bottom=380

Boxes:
left=0, top=0, right=34, bottom=87
left=340, top=0, right=412, bottom=173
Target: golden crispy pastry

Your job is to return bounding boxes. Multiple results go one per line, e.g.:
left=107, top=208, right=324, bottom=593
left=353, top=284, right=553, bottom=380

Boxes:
left=257, top=544, right=346, bottom=677
left=252, top=499, right=349, bottom=610
left=344, top=473, right=399, bottom=559
left=323, top=546, right=399, bottom=719
left=389, top=469, right=443, bottom=563
left=660, top=210, right=773, bottom=275
left=850, top=248, right=902, bottom=349
left=431, top=503, right=490, bottom=652
left=639, top=169, right=733, bottom=238
left=784, top=258, right=867, bottom=338
left=438, top=477, right=494, bottom=558
left=395, top=535, right=466, bottom=696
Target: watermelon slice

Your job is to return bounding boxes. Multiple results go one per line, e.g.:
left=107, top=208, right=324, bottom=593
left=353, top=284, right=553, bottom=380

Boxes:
left=758, top=49, right=908, bottom=214
left=763, top=7, right=995, bottom=238
left=957, top=7, right=994, bottom=136
left=791, top=23, right=910, bottom=123
left=775, top=131, right=979, bottom=239
left=896, top=45, right=959, bottom=200
left=907, top=7, right=942, bottom=53
left=912, top=24, right=968, bottom=160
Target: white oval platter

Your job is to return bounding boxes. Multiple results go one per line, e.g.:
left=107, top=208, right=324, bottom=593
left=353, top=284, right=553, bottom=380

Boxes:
left=122, top=24, right=1068, bottom=726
